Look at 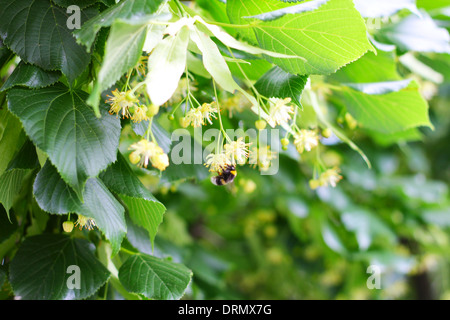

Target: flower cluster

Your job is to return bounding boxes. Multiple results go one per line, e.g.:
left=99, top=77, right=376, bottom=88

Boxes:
left=74, top=214, right=97, bottom=231
left=249, top=145, right=277, bottom=172
left=107, top=89, right=151, bottom=123
left=205, top=152, right=230, bottom=173
left=129, top=139, right=169, bottom=171
left=205, top=137, right=251, bottom=173
left=220, top=94, right=247, bottom=118
left=105, top=79, right=342, bottom=189
left=293, top=129, right=319, bottom=154
left=224, top=137, right=251, bottom=165
left=181, top=102, right=218, bottom=128
left=266, top=97, right=294, bottom=127
left=309, top=167, right=343, bottom=189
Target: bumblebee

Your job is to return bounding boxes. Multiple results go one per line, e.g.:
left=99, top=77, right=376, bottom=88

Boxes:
left=211, top=165, right=237, bottom=186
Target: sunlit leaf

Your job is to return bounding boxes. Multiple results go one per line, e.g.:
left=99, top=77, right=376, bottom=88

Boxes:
left=227, top=0, right=374, bottom=75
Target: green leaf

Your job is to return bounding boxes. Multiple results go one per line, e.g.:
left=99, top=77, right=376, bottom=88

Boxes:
left=354, top=0, right=420, bottom=18
left=6, top=140, right=40, bottom=171
left=343, top=79, right=413, bottom=94
left=33, top=161, right=127, bottom=256
left=368, top=127, right=423, bottom=146
left=227, top=0, right=375, bottom=75
left=377, top=12, right=450, bottom=54
left=227, top=57, right=273, bottom=81
left=336, top=80, right=433, bottom=134
left=0, top=166, right=33, bottom=220
left=0, top=140, right=39, bottom=219
left=51, top=0, right=100, bottom=9
left=9, top=234, right=110, bottom=300
left=100, top=153, right=166, bottom=248
left=0, top=0, right=97, bottom=83
left=118, top=253, right=192, bottom=300
left=0, top=205, right=18, bottom=243
left=74, top=0, right=165, bottom=49
left=0, top=39, right=13, bottom=69
left=329, top=41, right=402, bottom=83
left=417, top=0, right=450, bottom=11
left=196, top=16, right=305, bottom=60
left=226, top=0, right=286, bottom=43
left=88, top=21, right=148, bottom=116
left=0, top=265, right=6, bottom=288
left=254, top=66, right=308, bottom=107
left=196, top=0, right=235, bottom=36
left=146, top=26, right=190, bottom=106
left=7, top=84, right=121, bottom=198
left=246, top=0, right=330, bottom=20
left=0, top=109, right=24, bottom=177
left=0, top=62, right=61, bottom=92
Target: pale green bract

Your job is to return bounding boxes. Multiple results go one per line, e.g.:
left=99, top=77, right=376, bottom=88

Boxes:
left=146, top=26, right=190, bottom=106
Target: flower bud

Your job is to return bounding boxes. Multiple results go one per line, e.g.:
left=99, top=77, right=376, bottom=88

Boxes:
left=125, top=91, right=137, bottom=102
left=255, top=119, right=267, bottom=130
left=309, top=179, right=320, bottom=190
left=63, top=221, right=74, bottom=233
left=146, top=104, right=160, bottom=118
left=129, top=151, right=141, bottom=165
left=345, top=113, right=357, bottom=130
left=151, top=153, right=169, bottom=171
left=180, top=117, right=190, bottom=128
left=322, top=128, right=332, bottom=138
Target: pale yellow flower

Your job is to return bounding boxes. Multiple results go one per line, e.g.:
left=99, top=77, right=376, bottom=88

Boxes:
left=131, top=105, right=148, bottom=123
left=62, top=221, right=74, bottom=233
left=205, top=152, right=230, bottom=173
left=249, top=146, right=276, bottom=172
left=107, top=89, right=139, bottom=118
left=320, top=167, right=343, bottom=187
left=266, top=97, right=294, bottom=127
left=184, top=107, right=204, bottom=128
left=293, top=129, right=319, bottom=154
left=74, top=215, right=96, bottom=230
left=129, top=139, right=168, bottom=170
left=151, top=152, right=169, bottom=171
left=199, top=102, right=218, bottom=125
left=183, top=102, right=218, bottom=127
left=224, top=137, right=251, bottom=165
left=345, top=113, right=358, bottom=130
left=310, top=167, right=343, bottom=189
left=221, top=94, right=247, bottom=117
left=135, top=55, right=148, bottom=76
